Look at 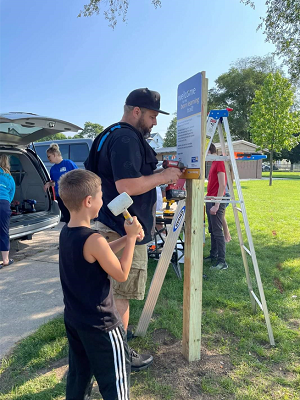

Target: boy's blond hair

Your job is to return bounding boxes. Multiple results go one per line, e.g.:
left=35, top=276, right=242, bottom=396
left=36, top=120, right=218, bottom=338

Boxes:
left=59, top=169, right=101, bottom=212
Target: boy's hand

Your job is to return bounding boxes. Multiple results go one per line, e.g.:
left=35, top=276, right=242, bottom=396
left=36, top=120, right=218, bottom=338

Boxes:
left=124, top=216, right=142, bottom=239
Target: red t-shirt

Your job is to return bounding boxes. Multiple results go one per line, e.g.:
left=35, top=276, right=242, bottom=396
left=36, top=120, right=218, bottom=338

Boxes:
left=207, top=161, right=226, bottom=196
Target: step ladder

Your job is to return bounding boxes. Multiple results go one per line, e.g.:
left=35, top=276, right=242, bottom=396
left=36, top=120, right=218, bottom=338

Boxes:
left=206, top=109, right=275, bottom=346
left=136, top=108, right=275, bottom=346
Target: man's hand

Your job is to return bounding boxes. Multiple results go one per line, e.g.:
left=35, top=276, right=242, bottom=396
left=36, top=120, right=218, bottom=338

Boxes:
left=160, top=167, right=185, bottom=184
left=210, top=204, right=220, bottom=215
left=136, top=228, right=145, bottom=242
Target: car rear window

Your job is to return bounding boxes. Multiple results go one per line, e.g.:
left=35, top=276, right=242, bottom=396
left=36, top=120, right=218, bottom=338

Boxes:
left=58, top=144, right=69, bottom=160
left=70, top=144, right=89, bottom=162
left=35, top=145, right=48, bottom=162
left=35, top=144, right=69, bottom=161
left=10, top=155, right=22, bottom=171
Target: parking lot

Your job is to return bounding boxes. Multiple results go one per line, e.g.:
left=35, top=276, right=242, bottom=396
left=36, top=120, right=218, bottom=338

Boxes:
left=0, top=223, right=65, bottom=359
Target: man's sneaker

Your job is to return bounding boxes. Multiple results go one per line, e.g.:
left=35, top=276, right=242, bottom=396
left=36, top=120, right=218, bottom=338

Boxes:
left=211, top=261, right=228, bottom=270
left=204, top=255, right=217, bottom=262
left=130, top=348, right=153, bottom=372
left=127, top=330, right=135, bottom=341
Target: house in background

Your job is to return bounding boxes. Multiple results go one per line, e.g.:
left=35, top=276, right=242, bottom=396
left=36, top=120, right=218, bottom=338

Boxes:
left=213, top=140, right=263, bottom=179
left=147, top=132, right=164, bottom=149
left=155, top=140, right=263, bottom=179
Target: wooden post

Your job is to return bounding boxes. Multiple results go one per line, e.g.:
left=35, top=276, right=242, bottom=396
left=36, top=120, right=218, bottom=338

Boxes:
left=182, top=72, right=208, bottom=361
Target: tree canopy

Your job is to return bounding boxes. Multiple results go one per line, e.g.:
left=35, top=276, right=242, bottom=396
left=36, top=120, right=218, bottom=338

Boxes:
left=80, top=1, right=300, bottom=82
left=208, top=55, right=280, bottom=141
left=250, top=71, right=300, bottom=185
left=258, top=0, right=300, bottom=83
left=274, top=136, right=300, bottom=170
left=36, top=133, right=68, bottom=142
left=239, top=0, right=300, bottom=83
left=78, top=0, right=161, bottom=28
left=163, top=115, right=177, bottom=147
left=74, top=122, right=104, bottom=139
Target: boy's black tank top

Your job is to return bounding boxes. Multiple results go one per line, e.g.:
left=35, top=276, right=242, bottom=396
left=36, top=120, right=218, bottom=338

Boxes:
left=59, top=225, right=121, bottom=331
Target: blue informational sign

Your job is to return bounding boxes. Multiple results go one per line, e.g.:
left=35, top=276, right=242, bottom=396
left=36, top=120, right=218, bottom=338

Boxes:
left=177, top=73, right=202, bottom=120
left=177, top=73, right=202, bottom=169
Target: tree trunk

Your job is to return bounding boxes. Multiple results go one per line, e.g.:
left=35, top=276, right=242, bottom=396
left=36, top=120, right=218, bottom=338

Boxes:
left=269, top=149, right=273, bottom=186
left=290, top=163, right=294, bottom=172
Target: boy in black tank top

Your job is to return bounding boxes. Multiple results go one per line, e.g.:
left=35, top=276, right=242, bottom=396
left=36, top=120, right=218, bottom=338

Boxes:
left=58, top=169, right=144, bottom=400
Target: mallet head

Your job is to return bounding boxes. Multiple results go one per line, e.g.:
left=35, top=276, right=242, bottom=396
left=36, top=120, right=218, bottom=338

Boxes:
left=107, top=192, right=133, bottom=223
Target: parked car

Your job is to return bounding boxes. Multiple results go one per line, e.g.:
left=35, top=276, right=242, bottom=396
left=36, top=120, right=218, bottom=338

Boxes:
left=0, top=112, right=82, bottom=240
left=32, top=138, right=93, bottom=172
left=262, top=163, right=279, bottom=172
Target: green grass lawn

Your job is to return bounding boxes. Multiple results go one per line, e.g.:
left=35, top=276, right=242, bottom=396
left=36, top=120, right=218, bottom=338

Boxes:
left=262, top=171, right=300, bottom=179
left=1, top=178, right=299, bottom=400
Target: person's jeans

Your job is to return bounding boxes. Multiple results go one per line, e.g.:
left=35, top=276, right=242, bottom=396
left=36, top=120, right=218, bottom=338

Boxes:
left=0, top=200, right=11, bottom=251
left=206, top=202, right=226, bottom=263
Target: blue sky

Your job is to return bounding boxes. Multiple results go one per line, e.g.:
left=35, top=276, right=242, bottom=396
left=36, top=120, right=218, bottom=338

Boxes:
left=0, top=0, right=275, bottom=137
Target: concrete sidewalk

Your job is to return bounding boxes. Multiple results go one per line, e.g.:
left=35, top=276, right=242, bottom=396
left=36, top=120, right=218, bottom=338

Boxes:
left=0, top=226, right=63, bottom=360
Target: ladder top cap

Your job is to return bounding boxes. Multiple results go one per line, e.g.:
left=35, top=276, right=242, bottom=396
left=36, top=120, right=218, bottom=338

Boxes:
left=209, top=109, right=232, bottom=119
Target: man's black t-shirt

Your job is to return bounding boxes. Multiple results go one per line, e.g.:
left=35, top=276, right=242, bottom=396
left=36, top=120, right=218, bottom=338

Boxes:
left=95, top=123, right=158, bottom=244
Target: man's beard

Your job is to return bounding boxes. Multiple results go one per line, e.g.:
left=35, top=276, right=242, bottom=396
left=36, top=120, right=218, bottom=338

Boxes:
left=136, top=116, right=152, bottom=139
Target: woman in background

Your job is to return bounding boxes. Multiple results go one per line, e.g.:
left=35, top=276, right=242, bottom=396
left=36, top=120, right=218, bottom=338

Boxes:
left=44, top=143, right=78, bottom=223
left=0, top=154, right=16, bottom=268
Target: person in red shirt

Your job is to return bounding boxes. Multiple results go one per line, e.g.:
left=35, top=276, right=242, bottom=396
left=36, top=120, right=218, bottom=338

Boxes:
left=205, top=143, right=228, bottom=270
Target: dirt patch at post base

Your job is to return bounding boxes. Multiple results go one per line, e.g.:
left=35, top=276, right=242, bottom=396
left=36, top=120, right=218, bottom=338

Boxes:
left=41, top=329, right=233, bottom=400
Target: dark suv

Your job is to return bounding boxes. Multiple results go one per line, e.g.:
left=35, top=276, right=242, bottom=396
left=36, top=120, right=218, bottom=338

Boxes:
left=0, top=112, right=82, bottom=240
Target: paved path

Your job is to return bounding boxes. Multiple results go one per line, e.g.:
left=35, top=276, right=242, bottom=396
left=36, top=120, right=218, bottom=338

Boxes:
left=0, top=224, right=63, bottom=360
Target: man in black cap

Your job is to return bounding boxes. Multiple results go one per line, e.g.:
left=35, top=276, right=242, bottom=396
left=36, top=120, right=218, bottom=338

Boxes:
left=85, top=88, right=183, bottom=372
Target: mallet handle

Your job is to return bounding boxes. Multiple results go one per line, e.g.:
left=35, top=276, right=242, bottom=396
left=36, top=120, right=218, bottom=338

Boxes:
left=123, top=210, right=133, bottom=225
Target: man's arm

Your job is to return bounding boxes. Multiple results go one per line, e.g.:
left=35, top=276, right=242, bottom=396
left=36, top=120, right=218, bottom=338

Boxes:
left=216, top=171, right=226, bottom=199
left=115, top=167, right=183, bottom=196
left=153, top=167, right=164, bottom=174
left=209, top=171, right=226, bottom=215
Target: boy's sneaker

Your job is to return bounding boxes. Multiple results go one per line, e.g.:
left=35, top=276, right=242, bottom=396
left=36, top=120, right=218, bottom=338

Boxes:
left=211, top=261, right=228, bottom=270
left=130, top=348, right=153, bottom=372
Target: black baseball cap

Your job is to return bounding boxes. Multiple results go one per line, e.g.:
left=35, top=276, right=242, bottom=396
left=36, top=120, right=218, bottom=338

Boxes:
left=125, top=88, right=169, bottom=115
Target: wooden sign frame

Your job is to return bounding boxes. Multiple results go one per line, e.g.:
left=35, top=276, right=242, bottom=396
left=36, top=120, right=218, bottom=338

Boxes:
left=182, top=71, right=208, bottom=361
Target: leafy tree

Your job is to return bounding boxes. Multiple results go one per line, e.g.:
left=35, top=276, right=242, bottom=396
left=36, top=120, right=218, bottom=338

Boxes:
left=36, top=132, right=67, bottom=142
left=75, top=122, right=104, bottom=139
left=163, top=115, right=177, bottom=147
left=208, top=55, right=281, bottom=141
left=259, top=0, right=300, bottom=83
left=240, top=0, right=300, bottom=83
left=78, top=0, right=161, bottom=28
left=80, top=1, right=300, bottom=82
left=274, top=136, right=300, bottom=171
left=250, top=71, right=300, bottom=185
